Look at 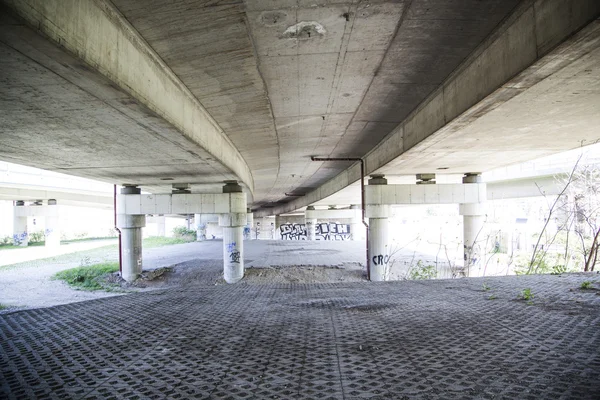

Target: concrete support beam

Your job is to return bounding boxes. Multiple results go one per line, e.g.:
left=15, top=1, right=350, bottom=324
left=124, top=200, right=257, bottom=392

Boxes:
left=365, top=182, right=486, bottom=206
left=305, top=208, right=358, bottom=219
left=118, top=193, right=247, bottom=215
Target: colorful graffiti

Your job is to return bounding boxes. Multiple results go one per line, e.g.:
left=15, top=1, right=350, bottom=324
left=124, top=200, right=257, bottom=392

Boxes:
left=279, top=223, right=351, bottom=241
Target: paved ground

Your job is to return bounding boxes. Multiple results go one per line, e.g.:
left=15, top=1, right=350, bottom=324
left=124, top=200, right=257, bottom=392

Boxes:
left=0, top=240, right=367, bottom=309
left=1, top=272, right=599, bottom=399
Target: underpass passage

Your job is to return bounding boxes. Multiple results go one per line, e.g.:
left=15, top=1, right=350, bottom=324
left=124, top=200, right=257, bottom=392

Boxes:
left=1, top=274, right=599, bottom=398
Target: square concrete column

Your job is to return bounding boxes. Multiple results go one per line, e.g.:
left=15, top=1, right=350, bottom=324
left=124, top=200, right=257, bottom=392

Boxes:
left=44, top=199, right=60, bottom=248
left=12, top=200, right=27, bottom=246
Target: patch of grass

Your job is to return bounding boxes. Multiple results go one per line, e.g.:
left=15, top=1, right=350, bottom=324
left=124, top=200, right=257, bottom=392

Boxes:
left=580, top=281, right=593, bottom=290
left=0, top=304, right=10, bottom=310
left=482, top=282, right=491, bottom=291
left=487, top=294, right=497, bottom=300
left=519, top=288, right=534, bottom=301
left=143, top=236, right=193, bottom=248
left=0, top=242, right=45, bottom=251
left=52, top=262, right=119, bottom=291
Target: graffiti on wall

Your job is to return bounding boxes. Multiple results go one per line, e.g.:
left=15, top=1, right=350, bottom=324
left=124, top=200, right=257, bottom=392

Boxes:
left=279, top=223, right=351, bottom=241
left=280, top=223, right=307, bottom=240
left=316, top=223, right=350, bottom=241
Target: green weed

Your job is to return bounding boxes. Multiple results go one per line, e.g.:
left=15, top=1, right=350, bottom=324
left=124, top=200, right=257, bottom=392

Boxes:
left=52, top=262, right=119, bottom=291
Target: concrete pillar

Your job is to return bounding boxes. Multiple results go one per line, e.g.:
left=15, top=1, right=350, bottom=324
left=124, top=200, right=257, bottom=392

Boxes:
left=156, top=215, right=166, bottom=237
left=220, top=181, right=246, bottom=283
left=305, top=206, right=317, bottom=241
left=245, top=209, right=253, bottom=240
left=274, top=215, right=282, bottom=240
left=460, top=174, right=486, bottom=277
left=117, top=186, right=146, bottom=282
left=195, top=213, right=206, bottom=241
left=12, top=200, right=27, bottom=246
left=45, top=199, right=60, bottom=248
left=350, top=204, right=364, bottom=241
left=367, top=175, right=391, bottom=281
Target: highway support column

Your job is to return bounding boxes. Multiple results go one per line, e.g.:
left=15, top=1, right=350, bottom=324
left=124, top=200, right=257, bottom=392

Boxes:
left=13, top=200, right=27, bottom=246
left=367, top=175, right=391, bottom=281
left=305, top=206, right=317, bottom=241
left=220, top=181, right=246, bottom=283
left=117, top=186, right=145, bottom=282
left=460, top=174, right=486, bottom=277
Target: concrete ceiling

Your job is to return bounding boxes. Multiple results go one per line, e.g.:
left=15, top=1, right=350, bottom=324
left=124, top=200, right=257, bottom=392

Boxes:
left=1, top=0, right=598, bottom=213
left=110, top=0, right=519, bottom=207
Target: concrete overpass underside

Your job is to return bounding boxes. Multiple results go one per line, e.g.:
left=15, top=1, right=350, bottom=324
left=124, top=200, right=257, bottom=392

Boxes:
left=1, top=0, right=599, bottom=215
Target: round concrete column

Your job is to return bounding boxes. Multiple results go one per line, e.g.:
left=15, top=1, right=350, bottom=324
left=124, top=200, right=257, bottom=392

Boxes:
left=195, top=213, right=206, bottom=241
left=13, top=200, right=28, bottom=247
left=223, top=225, right=244, bottom=283
left=460, top=174, right=486, bottom=277
left=274, top=215, right=282, bottom=240
left=367, top=175, right=391, bottom=281
left=369, top=217, right=390, bottom=281
left=305, top=206, right=316, bottom=241
left=117, top=186, right=145, bottom=282
left=220, top=181, right=246, bottom=283
left=350, top=204, right=364, bottom=241
left=246, top=209, right=254, bottom=240
left=117, top=214, right=146, bottom=282
left=45, top=200, right=60, bottom=248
